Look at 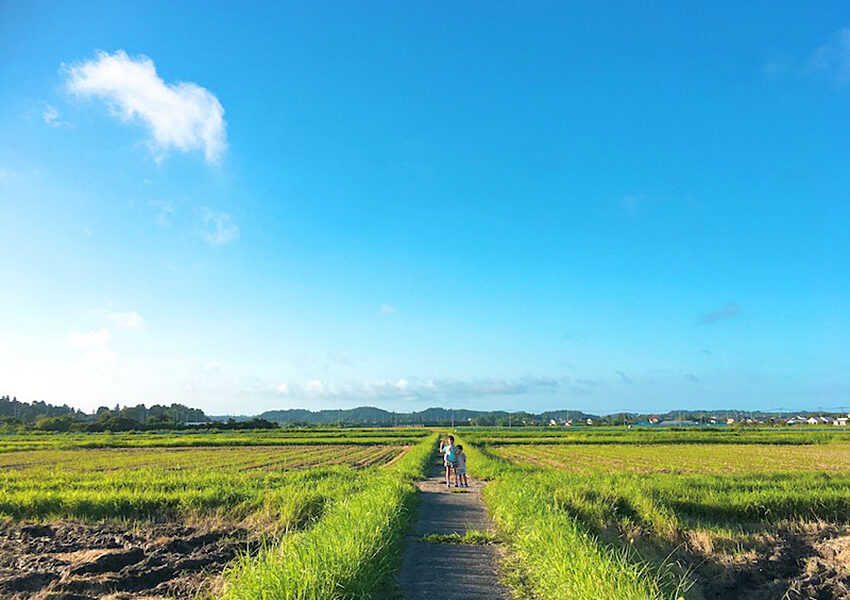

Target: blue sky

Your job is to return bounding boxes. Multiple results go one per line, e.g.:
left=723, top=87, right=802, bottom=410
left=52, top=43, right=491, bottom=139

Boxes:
left=1, top=1, right=849, bottom=415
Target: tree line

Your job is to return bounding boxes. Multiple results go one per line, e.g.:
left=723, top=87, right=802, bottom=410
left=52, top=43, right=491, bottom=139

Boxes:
left=0, top=395, right=277, bottom=432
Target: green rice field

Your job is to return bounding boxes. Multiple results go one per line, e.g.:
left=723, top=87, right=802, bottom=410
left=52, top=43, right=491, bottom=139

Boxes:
left=7, top=426, right=850, bottom=600
left=0, top=428, right=437, bottom=599
left=460, top=428, right=850, bottom=600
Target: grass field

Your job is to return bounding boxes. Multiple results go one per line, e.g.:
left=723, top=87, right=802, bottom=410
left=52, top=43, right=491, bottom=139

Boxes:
left=0, top=427, right=429, bottom=452
left=493, top=441, right=850, bottom=473
left=461, top=429, right=850, bottom=600
left=0, top=428, right=437, bottom=600
left=9, top=426, right=850, bottom=600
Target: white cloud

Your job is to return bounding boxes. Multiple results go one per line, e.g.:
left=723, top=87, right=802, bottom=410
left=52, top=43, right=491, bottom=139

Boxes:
left=70, top=328, right=112, bottom=349
left=396, top=378, right=409, bottom=390
left=276, top=381, right=290, bottom=394
left=305, top=379, right=325, bottom=394
left=65, top=50, right=227, bottom=163
left=69, top=329, right=116, bottom=367
left=43, top=104, right=64, bottom=127
left=203, top=361, right=221, bottom=373
left=107, top=310, right=143, bottom=330
left=202, top=208, right=239, bottom=245
left=379, top=304, right=397, bottom=315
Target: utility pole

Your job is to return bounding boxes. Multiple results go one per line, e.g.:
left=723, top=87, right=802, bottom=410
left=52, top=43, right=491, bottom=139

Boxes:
left=451, top=409, right=455, bottom=429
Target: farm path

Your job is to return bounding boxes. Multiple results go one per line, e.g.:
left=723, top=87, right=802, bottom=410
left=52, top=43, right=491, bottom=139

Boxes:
left=396, top=459, right=510, bottom=600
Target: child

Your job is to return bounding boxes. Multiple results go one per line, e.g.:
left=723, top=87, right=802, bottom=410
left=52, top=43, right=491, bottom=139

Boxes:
left=442, top=435, right=456, bottom=486
left=455, top=444, right=468, bottom=488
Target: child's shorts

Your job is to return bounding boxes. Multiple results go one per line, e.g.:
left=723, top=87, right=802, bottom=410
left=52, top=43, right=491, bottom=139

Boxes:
left=455, top=467, right=466, bottom=475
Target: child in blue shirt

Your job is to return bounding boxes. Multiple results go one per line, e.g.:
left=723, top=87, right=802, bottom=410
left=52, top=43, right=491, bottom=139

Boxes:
left=442, top=435, right=456, bottom=486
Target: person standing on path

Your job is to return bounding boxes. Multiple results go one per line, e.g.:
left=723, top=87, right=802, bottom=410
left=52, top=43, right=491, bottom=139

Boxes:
left=455, top=445, right=468, bottom=488
left=442, top=435, right=457, bottom=487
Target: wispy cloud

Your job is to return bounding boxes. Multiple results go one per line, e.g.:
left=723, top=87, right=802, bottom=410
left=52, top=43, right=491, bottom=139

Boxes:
left=272, top=375, right=569, bottom=403
left=70, top=328, right=112, bottom=350
left=43, top=103, right=64, bottom=127
left=685, top=373, right=700, bottom=383
left=65, top=50, right=227, bottom=163
left=202, top=208, right=239, bottom=245
left=811, top=28, right=850, bottom=85
left=69, top=328, right=116, bottom=366
left=698, top=302, right=740, bottom=325
left=149, top=200, right=175, bottom=227
left=621, top=194, right=643, bottom=217
left=615, top=370, right=634, bottom=385
left=379, top=304, right=397, bottom=316
left=329, top=351, right=352, bottom=366
left=107, top=310, right=143, bottom=330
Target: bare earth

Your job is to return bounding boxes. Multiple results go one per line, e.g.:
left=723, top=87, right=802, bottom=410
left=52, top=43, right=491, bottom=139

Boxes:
left=0, top=520, right=259, bottom=600
left=396, top=462, right=509, bottom=600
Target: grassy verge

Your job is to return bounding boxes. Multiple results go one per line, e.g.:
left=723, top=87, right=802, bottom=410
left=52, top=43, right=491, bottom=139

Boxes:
left=217, top=434, right=438, bottom=600
left=458, top=437, right=685, bottom=600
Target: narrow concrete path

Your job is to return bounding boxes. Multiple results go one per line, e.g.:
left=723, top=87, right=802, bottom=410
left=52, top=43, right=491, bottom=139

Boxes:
left=396, top=458, right=510, bottom=600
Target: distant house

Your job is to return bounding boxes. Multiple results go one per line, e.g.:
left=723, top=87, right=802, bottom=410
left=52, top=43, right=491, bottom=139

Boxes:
left=819, top=416, right=833, bottom=424
left=709, top=417, right=718, bottom=424
left=549, top=419, right=558, bottom=426
left=647, top=415, right=660, bottom=424
left=586, top=418, right=593, bottom=425
left=726, top=417, right=735, bottom=425
left=834, top=417, right=848, bottom=427
left=806, top=417, right=819, bottom=425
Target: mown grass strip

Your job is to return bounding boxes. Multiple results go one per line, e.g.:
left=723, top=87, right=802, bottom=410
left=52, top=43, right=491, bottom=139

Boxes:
left=420, top=530, right=498, bottom=545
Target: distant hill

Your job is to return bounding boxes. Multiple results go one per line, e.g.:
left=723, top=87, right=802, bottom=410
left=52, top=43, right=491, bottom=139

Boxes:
left=238, top=406, right=599, bottom=427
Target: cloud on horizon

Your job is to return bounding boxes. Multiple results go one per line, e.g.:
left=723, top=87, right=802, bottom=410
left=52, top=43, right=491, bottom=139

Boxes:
left=273, top=375, right=570, bottom=404
left=65, top=50, right=227, bottom=163
left=698, top=302, right=740, bottom=325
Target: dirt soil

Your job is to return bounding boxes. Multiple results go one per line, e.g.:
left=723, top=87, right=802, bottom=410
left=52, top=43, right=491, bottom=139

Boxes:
left=689, top=526, right=850, bottom=600
left=0, top=520, right=262, bottom=600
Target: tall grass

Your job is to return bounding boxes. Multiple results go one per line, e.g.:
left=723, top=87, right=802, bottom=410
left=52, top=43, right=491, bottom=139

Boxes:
left=459, top=433, right=850, bottom=600
left=217, top=434, right=439, bottom=600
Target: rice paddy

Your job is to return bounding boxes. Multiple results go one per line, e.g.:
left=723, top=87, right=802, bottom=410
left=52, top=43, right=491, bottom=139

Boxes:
left=0, top=428, right=436, bottom=599
left=461, top=429, right=850, bottom=600
left=9, top=425, right=850, bottom=599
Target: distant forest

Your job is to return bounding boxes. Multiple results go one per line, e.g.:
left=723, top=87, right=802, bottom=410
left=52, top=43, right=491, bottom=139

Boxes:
left=3, top=394, right=844, bottom=431
left=0, top=395, right=248, bottom=432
